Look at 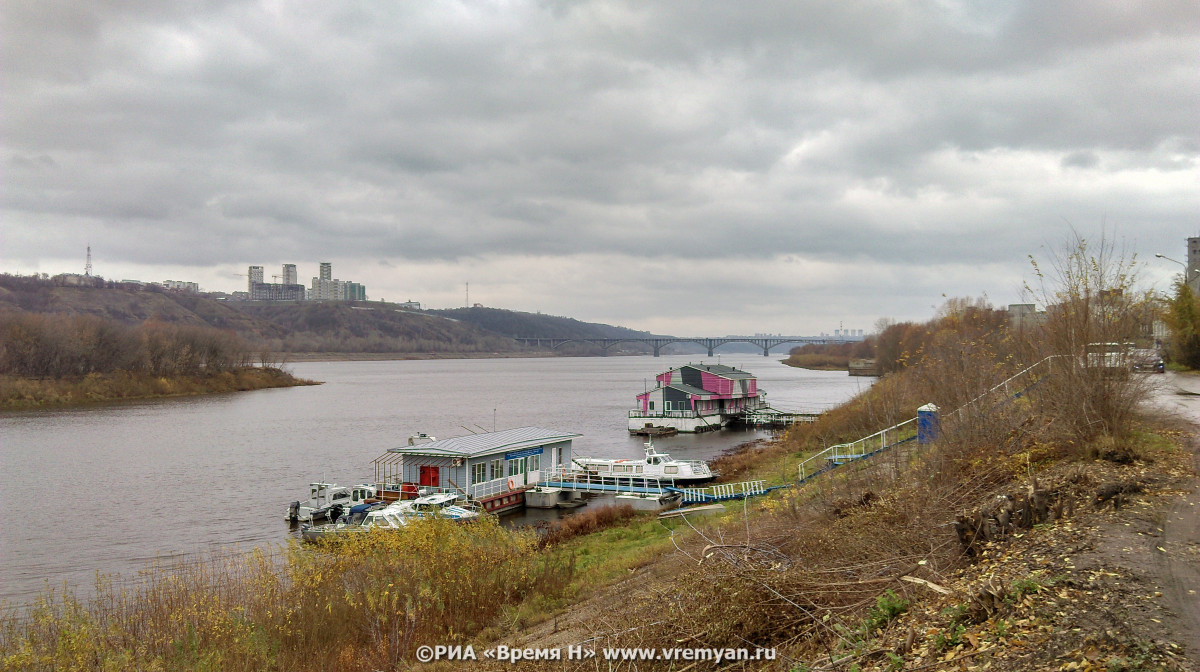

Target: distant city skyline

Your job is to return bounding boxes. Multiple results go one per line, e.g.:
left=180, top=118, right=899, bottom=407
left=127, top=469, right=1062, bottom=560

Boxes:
left=4, top=2, right=1197, bottom=334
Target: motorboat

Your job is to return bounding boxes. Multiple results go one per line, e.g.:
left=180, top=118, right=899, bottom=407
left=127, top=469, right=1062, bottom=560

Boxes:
left=405, top=492, right=483, bottom=521
left=286, top=482, right=380, bottom=524
left=300, top=501, right=412, bottom=542
left=299, top=494, right=482, bottom=543
left=571, top=439, right=715, bottom=484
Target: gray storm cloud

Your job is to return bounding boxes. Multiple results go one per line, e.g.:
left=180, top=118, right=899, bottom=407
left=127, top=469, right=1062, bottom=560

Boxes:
left=3, top=0, right=1197, bottom=332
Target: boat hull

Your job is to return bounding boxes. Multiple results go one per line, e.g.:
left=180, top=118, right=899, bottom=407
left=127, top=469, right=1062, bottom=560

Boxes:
left=627, top=415, right=725, bottom=433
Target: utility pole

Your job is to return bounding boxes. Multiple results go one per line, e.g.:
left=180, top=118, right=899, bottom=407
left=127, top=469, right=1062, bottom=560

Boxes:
left=85, top=245, right=92, bottom=277
left=465, top=282, right=469, bottom=307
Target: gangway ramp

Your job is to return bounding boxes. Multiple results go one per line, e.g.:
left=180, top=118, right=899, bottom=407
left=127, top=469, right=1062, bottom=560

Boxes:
left=667, top=480, right=782, bottom=504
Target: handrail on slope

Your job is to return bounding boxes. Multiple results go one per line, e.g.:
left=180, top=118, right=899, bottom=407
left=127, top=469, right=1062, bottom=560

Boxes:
left=797, top=355, right=1061, bottom=482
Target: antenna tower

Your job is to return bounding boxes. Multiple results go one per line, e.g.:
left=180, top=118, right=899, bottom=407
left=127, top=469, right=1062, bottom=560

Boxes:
left=466, top=282, right=469, bottom=307
left=85, top=245, right=92, bottom=276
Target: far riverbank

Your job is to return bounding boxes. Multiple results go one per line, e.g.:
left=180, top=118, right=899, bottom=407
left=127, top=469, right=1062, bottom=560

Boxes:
left=0, top=367, right=318, bottom=409
left=281, top=350, right=558, bottom=362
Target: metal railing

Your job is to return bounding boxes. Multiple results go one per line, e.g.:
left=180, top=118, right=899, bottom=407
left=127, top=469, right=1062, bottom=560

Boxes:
left=795, top=355, right=1063, bottom=482
left=797, top=417, right=918, bottom=481
left=946, top=355, right=1061, bottom=421
left=678, top=480, right=767, bottom=503
left=628, top=409, right=723, bottom=419
left=468, top=476, right=536, bottom=500
left=541, top=467, right=673, bottom=494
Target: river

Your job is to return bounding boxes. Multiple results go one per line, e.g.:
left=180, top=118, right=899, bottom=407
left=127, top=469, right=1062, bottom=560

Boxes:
left=0, top=354, right=871, bottom=606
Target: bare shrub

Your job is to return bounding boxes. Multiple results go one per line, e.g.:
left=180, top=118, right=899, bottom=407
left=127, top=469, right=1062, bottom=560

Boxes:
left=537, top=504, right=637, bottom=548
left=1023, top=231, right=1157, bottom=440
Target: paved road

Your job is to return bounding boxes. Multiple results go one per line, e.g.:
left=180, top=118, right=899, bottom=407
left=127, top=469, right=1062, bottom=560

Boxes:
left=1149, top=372, right=1200, bottom=660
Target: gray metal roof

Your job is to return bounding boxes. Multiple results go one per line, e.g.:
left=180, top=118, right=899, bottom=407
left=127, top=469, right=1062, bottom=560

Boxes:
left=387, top=426, right=581, bottom=457
left=684, top=363, right=754, bottom=379
left=665, top=383, right=714, bottom=396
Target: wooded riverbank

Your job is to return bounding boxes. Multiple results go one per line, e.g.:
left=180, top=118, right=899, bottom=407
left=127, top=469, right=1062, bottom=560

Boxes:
left=0, top=367, right=317, bottom=409
left=0, top=311, right=317, bottom=408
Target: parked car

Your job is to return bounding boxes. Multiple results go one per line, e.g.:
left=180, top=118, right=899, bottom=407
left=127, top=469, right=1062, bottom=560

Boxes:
left=1131, top=349, right=1165, bottom=373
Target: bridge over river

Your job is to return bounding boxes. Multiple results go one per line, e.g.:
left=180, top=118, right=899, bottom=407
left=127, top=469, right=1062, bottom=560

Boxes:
left=513, top=335, right=859, bottom=357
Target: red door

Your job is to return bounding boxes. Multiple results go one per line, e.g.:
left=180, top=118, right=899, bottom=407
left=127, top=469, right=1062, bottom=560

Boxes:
left=419, top=465, right=439, bottom=487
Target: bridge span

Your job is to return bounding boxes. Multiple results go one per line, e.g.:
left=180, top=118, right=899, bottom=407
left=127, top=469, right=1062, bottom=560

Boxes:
left=512, top=335, right=859, bottom=357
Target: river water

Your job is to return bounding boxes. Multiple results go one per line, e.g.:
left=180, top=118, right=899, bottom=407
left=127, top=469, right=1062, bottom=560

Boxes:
left=0, top=354, right=870, bottom=606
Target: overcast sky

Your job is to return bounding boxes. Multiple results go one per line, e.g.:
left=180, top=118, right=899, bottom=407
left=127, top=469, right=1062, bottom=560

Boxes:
left=3, top=1, right=1198, bottom=336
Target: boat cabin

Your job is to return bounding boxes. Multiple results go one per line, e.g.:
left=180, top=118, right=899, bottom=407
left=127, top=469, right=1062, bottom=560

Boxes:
left=373, top=426, right=581, bottom=514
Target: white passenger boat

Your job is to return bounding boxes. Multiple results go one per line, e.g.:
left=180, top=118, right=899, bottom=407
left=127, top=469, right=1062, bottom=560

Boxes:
left=571, top=440, right=715, bottom=484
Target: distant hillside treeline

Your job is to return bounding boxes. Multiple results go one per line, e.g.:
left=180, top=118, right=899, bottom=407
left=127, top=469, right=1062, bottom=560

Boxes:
left=0, top=313, right=251, bottom=378
left=0, top=274, right=665, bottom=356
left=238, top=303, right=520, bottom=354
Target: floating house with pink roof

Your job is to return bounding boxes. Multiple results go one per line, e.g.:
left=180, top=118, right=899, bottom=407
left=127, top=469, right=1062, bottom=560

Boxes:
left=628, top=363, right=766, bottom=433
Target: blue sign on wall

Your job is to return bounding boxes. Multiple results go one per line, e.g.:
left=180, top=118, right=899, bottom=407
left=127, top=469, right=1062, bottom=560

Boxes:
left=505, top=446, right=544, bottom=460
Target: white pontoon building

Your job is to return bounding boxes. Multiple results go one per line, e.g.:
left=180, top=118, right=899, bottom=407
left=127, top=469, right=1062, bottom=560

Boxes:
left=373, top=427, right=581, bottom=514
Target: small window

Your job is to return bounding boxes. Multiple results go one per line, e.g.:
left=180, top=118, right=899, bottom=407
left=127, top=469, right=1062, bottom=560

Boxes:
left=528, top=455, right=540, bottom=472
left=649, top=401, right=655, bottom=411
left=665, top=466, right=679, bottom=474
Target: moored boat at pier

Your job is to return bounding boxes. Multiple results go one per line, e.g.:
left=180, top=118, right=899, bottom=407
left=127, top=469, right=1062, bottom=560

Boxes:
left=571, top=439, right=714, bottom=484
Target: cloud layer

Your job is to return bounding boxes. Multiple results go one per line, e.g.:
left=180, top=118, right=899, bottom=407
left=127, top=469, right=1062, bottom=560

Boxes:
left=4, top=1, right=1198, bottom=334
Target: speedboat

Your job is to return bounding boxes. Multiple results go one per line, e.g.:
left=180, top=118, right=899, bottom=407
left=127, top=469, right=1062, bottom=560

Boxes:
left=405, top=492, right=483, bottom=521
left=299, top=495, right=481, bottom=543
left=286, top=482, right=379, bottom=524
left=300, top=501, right=412, bottom=542
left=571, top=439, right=715, bottom=484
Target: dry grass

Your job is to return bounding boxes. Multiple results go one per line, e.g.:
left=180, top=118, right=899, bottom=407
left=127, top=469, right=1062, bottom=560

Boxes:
left=0, top=517, right=573, bottom=671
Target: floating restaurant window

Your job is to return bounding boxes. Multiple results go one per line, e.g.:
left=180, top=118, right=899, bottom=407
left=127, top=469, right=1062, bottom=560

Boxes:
left=472, top=462, right=486, bottom=484
left=649, top=401, right=655, bottom=410
left=489, top=459, right=502, bottom=480
left=528, top=455, right=540, bottom=472
left=509, top=457, right=526, bottom=476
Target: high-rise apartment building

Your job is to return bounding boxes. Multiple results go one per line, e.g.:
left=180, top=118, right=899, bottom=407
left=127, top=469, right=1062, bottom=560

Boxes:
left=282, top=264, right=297, bottom=285
left=310, top=262, right=367, bottom=301
left=248, top=266, right=264, bottom=292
